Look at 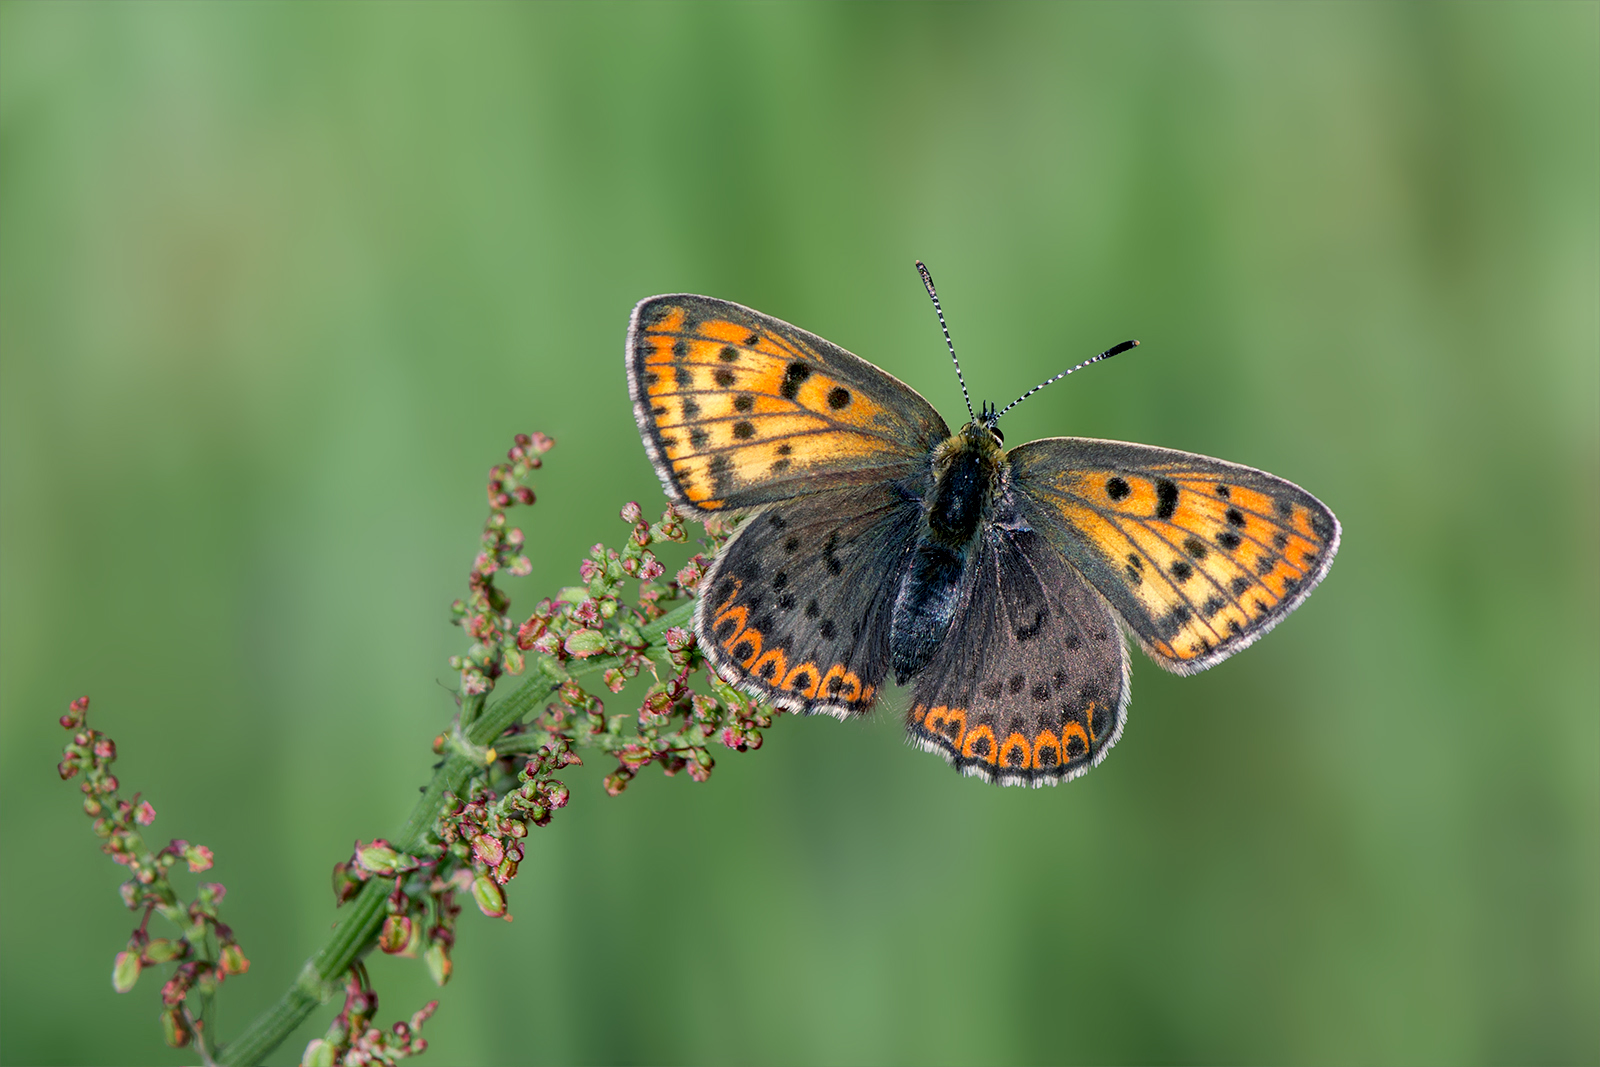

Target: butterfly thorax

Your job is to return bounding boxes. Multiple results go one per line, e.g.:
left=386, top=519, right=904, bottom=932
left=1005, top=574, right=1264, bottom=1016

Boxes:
left=924, top=421, right=1005, bottom=544
left=889, top=420, right=1007, bottom=683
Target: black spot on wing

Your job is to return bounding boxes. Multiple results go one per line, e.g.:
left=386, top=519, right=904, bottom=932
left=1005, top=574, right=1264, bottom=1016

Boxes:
left=1014, top=607, right=1047, bottom=640
left=1155, top=479, right=1179, bottom=520
left=780, top=362, right=812, bottom=400
left=707, top=454, right=731, bottom=494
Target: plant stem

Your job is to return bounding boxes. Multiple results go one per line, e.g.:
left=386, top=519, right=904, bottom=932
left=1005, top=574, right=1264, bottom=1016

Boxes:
left=216, top=600, right=695, bottom=1065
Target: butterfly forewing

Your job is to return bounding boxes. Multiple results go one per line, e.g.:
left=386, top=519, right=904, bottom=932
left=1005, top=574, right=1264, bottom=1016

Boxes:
left=627, top=296, right=948, bottom=515
left=695, top=484, right=923, bottom=719
left=1008, top=438, right=1340, bottom=674
left=905, top=527, right=1130, bottom=786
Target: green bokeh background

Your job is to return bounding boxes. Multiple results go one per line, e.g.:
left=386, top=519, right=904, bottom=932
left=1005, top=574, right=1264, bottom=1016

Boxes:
left=3, top=4, right=1596, bottom=1064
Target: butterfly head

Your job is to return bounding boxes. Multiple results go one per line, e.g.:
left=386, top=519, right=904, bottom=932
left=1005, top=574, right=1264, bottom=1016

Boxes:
left=964, top=399, right=1005, bottom=447
left=947, top=403, right=1007, bottom=472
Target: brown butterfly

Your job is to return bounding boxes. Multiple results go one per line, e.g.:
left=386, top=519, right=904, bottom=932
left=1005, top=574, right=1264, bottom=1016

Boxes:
left=626, top=264, right=1339, bottom=785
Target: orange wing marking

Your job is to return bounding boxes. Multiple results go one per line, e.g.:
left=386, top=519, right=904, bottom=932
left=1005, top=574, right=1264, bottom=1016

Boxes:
left=961, top=723, right=998, bottom=765
left=1032, top=730, right=1062, bottom=770
left=998, top=732, right=1032, bottom=771
left=1056, top=470, right=1331, bottom=661
left=780, top=661, right=822, bottom=699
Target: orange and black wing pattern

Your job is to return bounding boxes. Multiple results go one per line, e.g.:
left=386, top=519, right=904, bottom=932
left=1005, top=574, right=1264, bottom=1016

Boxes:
left=694, top=482, right=922, bottom=719
left=626, top=296, right=948, bottom=515
left=1009, top=438, right=1340, bottom=675
left=904, top=526, right=1130, bottom=786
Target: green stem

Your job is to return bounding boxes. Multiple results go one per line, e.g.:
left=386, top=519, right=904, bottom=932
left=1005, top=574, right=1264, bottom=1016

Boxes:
left=215, top=600, right=695, bottom=1066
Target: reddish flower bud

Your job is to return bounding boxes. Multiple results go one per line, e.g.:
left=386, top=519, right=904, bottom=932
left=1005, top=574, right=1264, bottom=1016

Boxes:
left=379, top=914, right=413, bottom=955
left=470, top=834, right=504, bottom=869
left=514, top=486, right=535, bottom=505
left=620, top=501, right=642, bottom=523
left=515, top=615, right=547, bottom=650
left=134, top=800, right=156, bottom=826
left=220, top=942, right=250, bottom=975
left=184, top=844, right=214, bottom=873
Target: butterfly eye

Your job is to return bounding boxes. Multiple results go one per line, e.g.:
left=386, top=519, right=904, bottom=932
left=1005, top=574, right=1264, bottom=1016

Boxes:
left=990, top=426, right=1004, bottom=445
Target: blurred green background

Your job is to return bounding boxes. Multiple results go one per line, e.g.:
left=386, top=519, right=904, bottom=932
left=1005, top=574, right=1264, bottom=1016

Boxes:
left=3, top=3, right=1596, bottom=1064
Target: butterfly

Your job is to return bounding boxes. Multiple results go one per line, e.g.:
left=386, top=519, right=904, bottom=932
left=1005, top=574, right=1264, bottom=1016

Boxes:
left=625, top=263, right=1339, bottom=786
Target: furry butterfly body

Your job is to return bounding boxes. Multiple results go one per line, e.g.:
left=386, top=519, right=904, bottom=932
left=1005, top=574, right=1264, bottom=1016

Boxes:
left=626, top=290, right=1339, bottom=786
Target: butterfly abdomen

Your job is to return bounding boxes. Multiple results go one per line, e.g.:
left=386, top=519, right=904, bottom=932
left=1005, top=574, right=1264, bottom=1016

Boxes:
left=889, top=426, right=1004, bottom=683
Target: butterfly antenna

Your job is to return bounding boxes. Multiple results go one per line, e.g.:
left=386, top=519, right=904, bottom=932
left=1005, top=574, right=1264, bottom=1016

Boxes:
left=916, top=260, right=975, bottom=423
left=997, top=339, right=1139, bottom=419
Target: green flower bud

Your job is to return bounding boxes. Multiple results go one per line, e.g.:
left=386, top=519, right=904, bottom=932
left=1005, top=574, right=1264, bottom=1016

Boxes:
left=470, top=872, right=506, bottom=918
left=161, top=1008, right=191, bottom=1048
left=112, top=950, right=141, bottom=993
left=144, top=938, right=187, bottom=963
left=425, top=943, right=452, bottom=987
left=302, top=1038, right=338, bottom=1067
left=562, top=629, right=608, bottom=658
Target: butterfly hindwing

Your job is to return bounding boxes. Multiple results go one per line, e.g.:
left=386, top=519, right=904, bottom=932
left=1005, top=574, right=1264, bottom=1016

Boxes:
left=694, top=483, right=922, bottom=718
left=1008, top=438, right=1341, bottom=674
left=905, top=526, right=1130, bottom=786
left=627, top=295, right=948, bottom=515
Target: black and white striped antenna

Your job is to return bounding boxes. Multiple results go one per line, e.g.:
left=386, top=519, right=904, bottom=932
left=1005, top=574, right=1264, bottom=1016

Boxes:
left=915, top=260, right=975, bottom=423
left=997, top=339, right=1139, bottom=419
